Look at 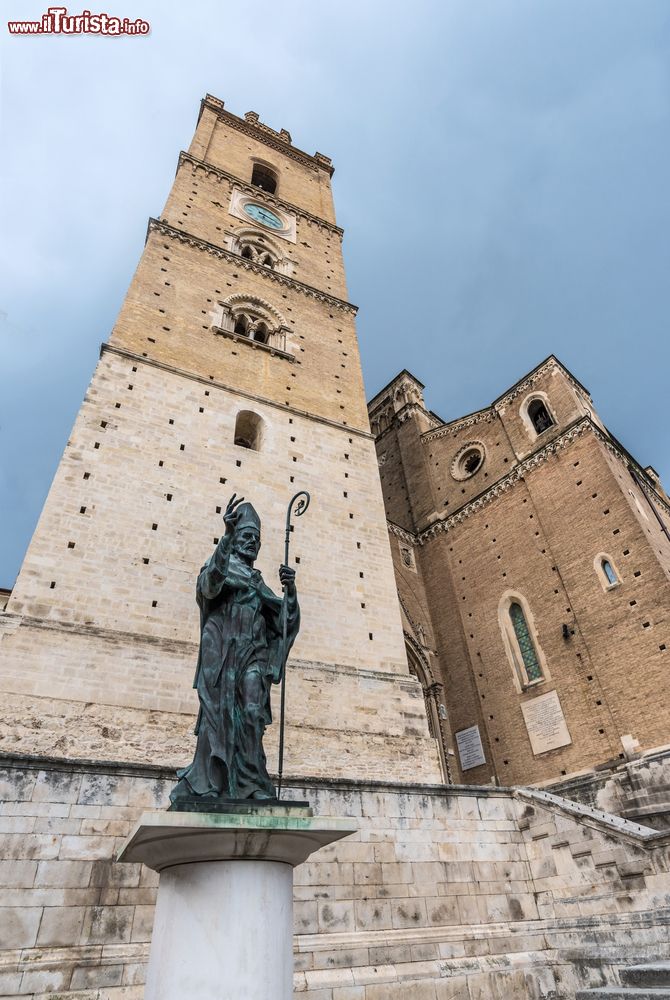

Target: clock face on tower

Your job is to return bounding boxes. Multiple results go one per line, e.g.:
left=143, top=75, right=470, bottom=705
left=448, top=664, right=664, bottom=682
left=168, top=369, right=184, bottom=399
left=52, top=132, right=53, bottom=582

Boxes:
left=243, top=203, right=284, bottom=230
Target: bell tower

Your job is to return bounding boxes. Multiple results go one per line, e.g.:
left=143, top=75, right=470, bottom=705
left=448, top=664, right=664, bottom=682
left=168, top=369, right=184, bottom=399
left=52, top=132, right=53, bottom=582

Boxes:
left=0, top=97, right=443, bottom=785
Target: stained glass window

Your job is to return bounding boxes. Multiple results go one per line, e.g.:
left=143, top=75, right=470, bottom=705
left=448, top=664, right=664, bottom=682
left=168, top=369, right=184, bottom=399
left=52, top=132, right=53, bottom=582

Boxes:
left=602, top=559, right=618, bottom=586
left=509, top=602, right=543, bottom=683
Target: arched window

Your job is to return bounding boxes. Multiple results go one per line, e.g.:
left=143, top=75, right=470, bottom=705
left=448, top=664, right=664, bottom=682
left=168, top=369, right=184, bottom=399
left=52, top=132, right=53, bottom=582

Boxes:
left=234, top=314, right=249, bottom=337
left=499, top=593, right=547, bottom=690
left=241, top=245, right=254, bottom=261
left=253, top=322, right=268, bottom=345
left=528, top=399, right=554, bottom=435
left=509, top=603, right=544, bottom=683
left=234, top=411, right=264, bottom=451
left=594, top=553, right=620, bottom=590
left=602, top=560, right=617, bottom=585
left=251, top=163, right=277, bottom=194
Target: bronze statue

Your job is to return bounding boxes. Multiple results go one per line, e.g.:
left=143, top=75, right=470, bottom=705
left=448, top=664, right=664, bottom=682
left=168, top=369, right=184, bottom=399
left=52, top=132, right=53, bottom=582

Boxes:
left=170, top=495, right=300, bottom=804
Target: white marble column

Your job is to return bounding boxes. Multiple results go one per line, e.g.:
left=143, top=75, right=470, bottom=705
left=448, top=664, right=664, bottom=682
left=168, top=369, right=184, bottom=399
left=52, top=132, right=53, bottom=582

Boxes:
left=117, top=808, right=356, bottom=1000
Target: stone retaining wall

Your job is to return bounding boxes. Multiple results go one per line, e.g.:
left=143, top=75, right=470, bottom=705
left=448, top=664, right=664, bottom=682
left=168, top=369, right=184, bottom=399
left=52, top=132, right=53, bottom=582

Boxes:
left=1, top=757, right=669, bottom=998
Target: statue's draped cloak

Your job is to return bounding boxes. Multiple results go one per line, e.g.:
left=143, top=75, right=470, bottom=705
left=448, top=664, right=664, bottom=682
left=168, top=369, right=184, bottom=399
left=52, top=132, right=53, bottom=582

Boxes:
left=173, top=534, right=299, bottom=800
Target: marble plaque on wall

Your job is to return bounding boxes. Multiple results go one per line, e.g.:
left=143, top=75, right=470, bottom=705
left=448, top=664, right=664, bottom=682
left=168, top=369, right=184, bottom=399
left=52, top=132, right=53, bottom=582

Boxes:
left=455, top=725, right=486, bottom=771
left=521, top=690, right=572, bottom=755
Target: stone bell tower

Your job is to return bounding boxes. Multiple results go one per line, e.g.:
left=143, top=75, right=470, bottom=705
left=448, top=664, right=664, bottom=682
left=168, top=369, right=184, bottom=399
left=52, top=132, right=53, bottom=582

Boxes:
left=0, top=96, right=443, bottom=785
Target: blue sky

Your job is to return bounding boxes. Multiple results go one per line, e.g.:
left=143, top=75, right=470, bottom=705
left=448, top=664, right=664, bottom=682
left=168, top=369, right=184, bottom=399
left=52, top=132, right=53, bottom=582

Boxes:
left=1, top=0, right=669, bottom=586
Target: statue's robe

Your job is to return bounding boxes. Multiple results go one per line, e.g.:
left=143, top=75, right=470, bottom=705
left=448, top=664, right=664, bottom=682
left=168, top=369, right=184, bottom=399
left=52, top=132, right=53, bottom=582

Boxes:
left=171, top=534, right=299, bottom=801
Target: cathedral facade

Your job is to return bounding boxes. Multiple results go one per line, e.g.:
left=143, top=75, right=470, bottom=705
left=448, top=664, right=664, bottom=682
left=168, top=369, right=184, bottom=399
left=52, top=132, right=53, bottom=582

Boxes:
left=1, top=97, right=670, bottom=999
left=370, top=361, right=670, bottom=787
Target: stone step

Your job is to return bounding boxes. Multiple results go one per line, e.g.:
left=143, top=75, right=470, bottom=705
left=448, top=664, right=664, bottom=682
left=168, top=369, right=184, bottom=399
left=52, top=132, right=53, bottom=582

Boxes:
left=623, top=965, right=670, bottom=988
left=576, top=989, right=670, bottom=999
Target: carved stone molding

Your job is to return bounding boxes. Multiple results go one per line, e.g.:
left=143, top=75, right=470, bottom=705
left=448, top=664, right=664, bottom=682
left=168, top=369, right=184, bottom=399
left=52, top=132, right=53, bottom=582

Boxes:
left=147, top=218, right=357, bottom=315
left=422, top=409, right=495, bottom=442
left=417, top=417, right=670, bottom=542
left=387, top=522, right=419, bottom=545
left=494, top=357, right=591, bottom=411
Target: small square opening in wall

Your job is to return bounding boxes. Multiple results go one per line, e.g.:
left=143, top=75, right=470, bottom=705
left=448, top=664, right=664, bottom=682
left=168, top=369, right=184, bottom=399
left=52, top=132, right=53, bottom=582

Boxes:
left=216, top=506, right=222, bottom=514
left=159, top=461, right=164, bottom=468
left=166, top=494, right=173, bottom=502
left=361, top=603, right=366, bottom=609
left=180, top=444, right=185, bottom=451
left=359, top=572, right=364, bottom=578
left=115, top=403, right=121, bottom=409
left=236, top=460, right=241, bottom=468
left=79, top=506, right=86, bottom=514
left=630, top=600, right=637, bottom=606
left=634, top=571, right=642, bottom=578
left=152, top=523, right=158, bottom=531
left=220, top=477, right=226, bottom=484
left=83, top=472, right=90, bottom=480
left=369, top=633, right=373, bottom=640
left=290, top=476, right=294, bottom=483
left=661, top=644, right=667, bottom=652
left=152, top=601, right=158, bottom=608
left=169, top=419, right=174, bottom=425
left=199, top=407, right=204, bottom=413
left=213, top=537, right=219, bottom=544
left=94, top=442, right=100, bottom=449
left=295, top=557, right=301, bottom=564
left=49, top=581, right=56, bottom=589
left=67, top=541, right=75, bottom=549
left=100, top=420, right=107, bottom=429
left=643, top=621, right=651, bottom=629
left=143, top=558, right=149, bottom=565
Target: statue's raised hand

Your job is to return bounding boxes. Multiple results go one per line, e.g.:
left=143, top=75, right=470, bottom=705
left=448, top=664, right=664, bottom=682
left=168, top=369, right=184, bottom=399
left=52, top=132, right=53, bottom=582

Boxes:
left=223, top=494, right=245, bottom=534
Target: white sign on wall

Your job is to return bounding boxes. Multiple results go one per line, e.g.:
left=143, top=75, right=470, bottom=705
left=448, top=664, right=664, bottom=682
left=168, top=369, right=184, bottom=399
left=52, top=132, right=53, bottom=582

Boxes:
left=455, top=725, right=486, bottom=771
left=521, top=690, right=572, bottom=755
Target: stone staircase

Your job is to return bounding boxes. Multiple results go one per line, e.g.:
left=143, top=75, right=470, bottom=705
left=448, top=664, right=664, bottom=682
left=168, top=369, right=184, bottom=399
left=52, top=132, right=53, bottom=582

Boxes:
left=577, top=962, right=670, bottom=998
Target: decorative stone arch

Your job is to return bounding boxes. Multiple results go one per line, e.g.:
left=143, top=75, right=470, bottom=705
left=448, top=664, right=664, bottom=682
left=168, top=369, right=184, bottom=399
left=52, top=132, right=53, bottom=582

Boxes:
left=398, top=595, right=451, bottom=782
left=520, top=391, right=556, bottom=439
left=498, top=590, right=550, bottom=693
left=594, top=552, right=622, bottom=591
left=227, top=228, right=292, bottom=275
left=215, top=294, right=291, bottom=353
left=404, top=632, right=451, bottom=783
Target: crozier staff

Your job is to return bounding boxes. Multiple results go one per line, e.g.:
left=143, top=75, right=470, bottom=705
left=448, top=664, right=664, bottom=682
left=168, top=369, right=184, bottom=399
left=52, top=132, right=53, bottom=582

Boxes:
left=170, top=495, right=299, bottom=803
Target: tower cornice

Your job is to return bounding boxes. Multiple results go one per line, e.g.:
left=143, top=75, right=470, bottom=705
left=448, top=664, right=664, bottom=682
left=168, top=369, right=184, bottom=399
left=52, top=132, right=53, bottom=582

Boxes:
left=199, top=96, right=335, bottom=176
left=178, top=151, right=344, bottom=237
left=147, top=218, right=357, bottom=315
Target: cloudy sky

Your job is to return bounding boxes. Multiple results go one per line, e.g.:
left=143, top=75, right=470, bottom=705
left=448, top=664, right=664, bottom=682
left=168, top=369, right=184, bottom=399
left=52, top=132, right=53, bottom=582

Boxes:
left=1, top=0, right=669, bottom=586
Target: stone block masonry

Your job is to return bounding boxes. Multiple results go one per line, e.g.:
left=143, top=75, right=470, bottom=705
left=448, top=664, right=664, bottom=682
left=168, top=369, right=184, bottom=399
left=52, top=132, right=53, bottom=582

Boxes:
left=1, top=757, right=670, bottom=998
left=1, top=345, right=441, bottom=782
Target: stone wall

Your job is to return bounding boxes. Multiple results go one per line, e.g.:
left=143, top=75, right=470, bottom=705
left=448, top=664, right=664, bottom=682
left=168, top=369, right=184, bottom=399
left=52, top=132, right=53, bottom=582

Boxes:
left=551, top=747, right=670, bottom=831
left=2, top=756, right=669, bottom=999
